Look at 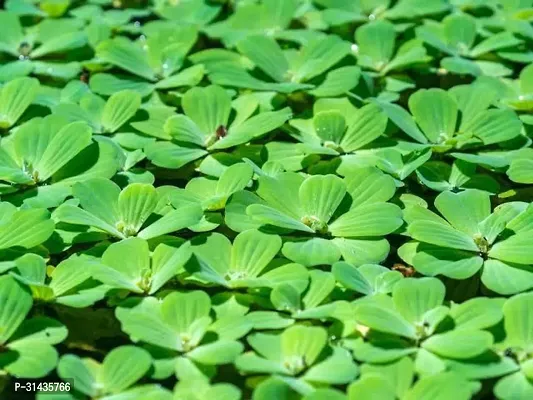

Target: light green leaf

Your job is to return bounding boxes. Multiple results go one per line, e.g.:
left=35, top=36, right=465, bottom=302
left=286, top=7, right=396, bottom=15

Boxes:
left=101, top=90, right=141, bottom=134
left=422, top=330, right=493, bottom=359
left=299, top=175, right=346, bottom=225
left=0, top=77, right=39, bottom=128
left=97, top=37, right=155, bottom=81
left=408, top=88, right=458, bottom=143
left=237, top=35, right=289, bottom=82
left=329, top=203, right=403, bottom=237
left=0, top=275, right=32, bottom=344
left=102, top=346, right=151, bottom=393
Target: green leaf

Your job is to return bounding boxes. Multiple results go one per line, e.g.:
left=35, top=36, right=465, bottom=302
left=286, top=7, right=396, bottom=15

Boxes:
left=408, top=88, right=458, bottom=143
left=443, top=14, right=477, bottom=55
left=217, top=163, right=253, bottom=197
left=434, top=190, right=491, bottom=237
left=313, top=110, right=346, bottom=144
left=271, top=284, right=301, bottom=313
left=0, top=207, right=55, bottom=250
left=144, top=142, right=208, bottom=169
left=0, top=77, right=39, bottom=128
left=247, top=204, right=314, bottom=233
left=450, top=297, right=504, bottom=330
left=161, top=290, right=211, bottom=336
left=495, top=372, right=533, bottom=400
left=0, top=11, right=24, bottom=54
left=489, top=233, right=533, bottom=265
left=237, top=35, right=289, bottom=82
left=466, top=110, right=522, bottom=145
left=481, top=259, right=533, bottom=295
left=282, top=238, right=341, bottom=267
left=187, top=340, right=243, bottom=365
left=407, top=220, right=478, bottom=252
left=182, top=85, right=231, bottom=137
left=101, top=90, right=141, bottom=134
left=393, top=277, right=445, bottom=324
left=503, top=292, right=533, bottom=348
left=360, top=356, right=414, bottom=398
left=89, top=73, right=154, bottom=97
left=422, top=330, right=493, bottom=359
left=348, top=375, right=396, bottom=400
left=404, top=372, right=473, bottom=400
left=97, top=37, right=155, bottom=81
left=340, top=104, right=388, bottom=152
left=378, top=101, right=428, bottom=144
left=34, top=121, right=92, bottom=181
left=309, top=66, right=361, bottom=97
left=137, top=203, right=203, bottom=240
left=102, top=346, right=152, bottom=393
left=0, top=275, right=32, bottom=344
left=281, top=325, right=327, bottom=368
left=31, top=31, right=86, bottom=59
left=3, top=340, right=58, bottom=378
left=57, top=355, right=97, bottom=396
left=329, top=203, right=403, bottom=237
left=155, top=64, right=205, bottom=90
left=343, top=167, right=397, bottom=207
left=231, top=229, right=282, bottom=278
left=354, top=304, right=416, bottom=339
left=116, top=298, right=182, bottom=351
left=356, top=20, right=396, bottom=70
left=211, top=107, right=292, bottom=150
left=71, top=178, right=120, bottom=227
left=150, top=242, right=191, bottom=294
left=95, top=237, right=149, bottom=292
left=299, top=174, right=346, bottom=225
left=118, top=183, right=158, bottom=235
left=303, top=347, right=358, bottom=384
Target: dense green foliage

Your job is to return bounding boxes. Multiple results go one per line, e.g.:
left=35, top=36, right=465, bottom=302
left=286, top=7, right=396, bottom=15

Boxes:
left=0, top=0, right=532, bottom=399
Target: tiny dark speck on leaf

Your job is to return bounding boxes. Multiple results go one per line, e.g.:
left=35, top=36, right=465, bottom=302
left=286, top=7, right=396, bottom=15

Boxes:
left=216, top=125, right=227, bottom=139
left=80, top=69, right=90, bottom=83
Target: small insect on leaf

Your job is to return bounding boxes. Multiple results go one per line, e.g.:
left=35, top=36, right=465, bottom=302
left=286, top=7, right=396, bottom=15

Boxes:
left=80, top=69, right=90, bottom=83
left=392, top=263, right=416, bottom=277
left=216, top=125, right=227, bottom=139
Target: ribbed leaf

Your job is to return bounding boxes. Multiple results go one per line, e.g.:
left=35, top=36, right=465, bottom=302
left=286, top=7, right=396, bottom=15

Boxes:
left=117, top=184, right=158, bottom=234
left=313, top=111, right=346, bottom=144
left=102, top=346, right=151, bottom=393
left=101, top=90, right=141, bottom=133
left=217, top=163, right=253, bottom=196
left=237, top=35, right=289, bottom=82
left=31, top=31, right=87, bottom=59
left=212, top=107, right=292, bottom=150
left=281, top=325, right=327, bottom=366
left=0, top=275, right=32, bottom=344
left=434, top=190, right=491, bottom=236
left=408, top=89, right=458, bottom=143
left=489, top=233, right=533, bottom=264
left=340, top=103, right=388, bottom=152
left=137, top=203, right=203, bottom=239
left=329, top=203, right=403, bottom=237
left=231, top=229, right=282, bottom=278
left=71, top=178, right=120, bottom=226
left=356, top=20, right=396, bottom=69
left=34, top=121, right=92, bottom=181
left=393, top=277, right=445, bottom=324
left=0, top=77, right=39, bottom=128
left=299, top=174, right=346, bottom=224
left=0, top=208, right=54, bottom=249
left=355, top=304, right=416, bottom=339
left=408, top=220, right=478, bottom=252
left=182, top=85, right=231, bottom=136
left=97, top=37, right=155, bottom=81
